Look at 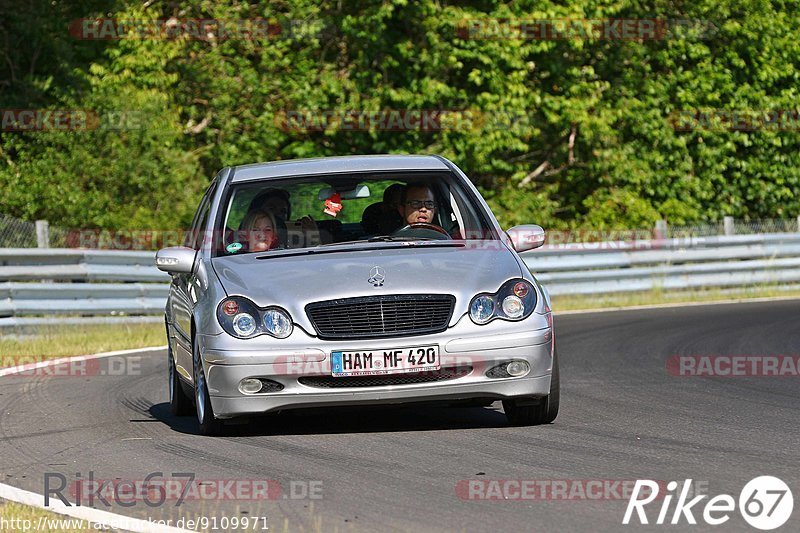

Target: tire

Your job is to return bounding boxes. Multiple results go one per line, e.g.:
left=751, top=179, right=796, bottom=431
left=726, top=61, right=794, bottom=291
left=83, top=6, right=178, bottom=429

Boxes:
left=193, top=336, right=225, bottom=436
left=169, top=346, right=194, bottom=416
left=503, top=346, right=560, bottom=426
left=167, top=322, right=193, bottom=416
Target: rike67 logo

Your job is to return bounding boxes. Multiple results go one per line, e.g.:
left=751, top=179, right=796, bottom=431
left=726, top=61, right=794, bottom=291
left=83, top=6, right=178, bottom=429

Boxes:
left=624, top=477, right=794, bottom=530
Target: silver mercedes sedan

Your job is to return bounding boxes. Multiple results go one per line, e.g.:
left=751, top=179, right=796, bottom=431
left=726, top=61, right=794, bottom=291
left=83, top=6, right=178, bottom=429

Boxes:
left=156, top=155, right=558, bottom=435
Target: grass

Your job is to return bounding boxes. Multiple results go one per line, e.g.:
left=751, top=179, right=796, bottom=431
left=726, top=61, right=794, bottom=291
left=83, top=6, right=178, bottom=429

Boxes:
left=552, top=285, right=800, bottom=312
left=0, top=323, right=165, bottom=359
left=0, top=500, right=338, bottom=533
left=0, top=501, right=92, bottom=532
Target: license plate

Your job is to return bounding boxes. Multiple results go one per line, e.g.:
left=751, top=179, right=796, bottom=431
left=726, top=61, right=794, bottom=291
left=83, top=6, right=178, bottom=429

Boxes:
left=331, top=345, right=440, bottom=377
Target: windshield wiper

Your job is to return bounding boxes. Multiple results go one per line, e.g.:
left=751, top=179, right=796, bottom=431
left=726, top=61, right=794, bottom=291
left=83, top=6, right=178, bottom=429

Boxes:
left=366, top=235, right=434, bottom=242
left=314, top=236, right=432, bottom=247
left=254, top=239, right=464, bottom=259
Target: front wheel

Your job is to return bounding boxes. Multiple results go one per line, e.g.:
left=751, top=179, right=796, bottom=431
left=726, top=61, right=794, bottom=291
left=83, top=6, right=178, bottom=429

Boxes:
left=169, top=346, right=194, bottom=416
left=193, top=339, right=225, bottom=436
left=503, top=346, right=560, bottom=426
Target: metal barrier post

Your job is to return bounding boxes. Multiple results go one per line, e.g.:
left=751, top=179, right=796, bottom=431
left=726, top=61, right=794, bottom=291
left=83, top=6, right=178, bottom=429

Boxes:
left=654, top=219, right=667, bottom=240
left=723, top=216, right=734, bottom=236
left=35, top=220, right=50, bottom=248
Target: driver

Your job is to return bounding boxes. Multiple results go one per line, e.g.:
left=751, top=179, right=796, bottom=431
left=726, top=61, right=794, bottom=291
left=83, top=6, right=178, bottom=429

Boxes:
left=399, top=183, right=437, bottom=225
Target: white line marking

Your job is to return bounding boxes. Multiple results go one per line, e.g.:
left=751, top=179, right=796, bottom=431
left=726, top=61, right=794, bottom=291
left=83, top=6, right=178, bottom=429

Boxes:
left=0, top=482, right=192, bottom=533
left=0, top=346, right=185, bottom=532
left=0, top=346, right=166, bottom=377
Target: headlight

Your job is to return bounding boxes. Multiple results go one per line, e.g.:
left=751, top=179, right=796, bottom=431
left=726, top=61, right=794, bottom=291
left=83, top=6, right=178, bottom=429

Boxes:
left=263, top=308, right=293, bottom=338
left=217, top=297, right=294, bottom=339
left=501, top=295, right=524, bottom=318
left=232, top=313, right=257, bottom=337
left=469, top=295, right=495, bottom=324
left=468, top=279, right=537, bottom=325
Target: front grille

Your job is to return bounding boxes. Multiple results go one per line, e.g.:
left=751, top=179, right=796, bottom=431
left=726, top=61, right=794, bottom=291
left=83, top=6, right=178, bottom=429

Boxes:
left=305, top=294, right=455, bottom=339
left=298, top=366, right=472, bottom=388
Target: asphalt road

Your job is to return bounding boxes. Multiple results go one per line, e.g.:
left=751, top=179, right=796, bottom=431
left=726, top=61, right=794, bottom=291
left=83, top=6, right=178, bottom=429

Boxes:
left=1, top=300, right=798, bottom=532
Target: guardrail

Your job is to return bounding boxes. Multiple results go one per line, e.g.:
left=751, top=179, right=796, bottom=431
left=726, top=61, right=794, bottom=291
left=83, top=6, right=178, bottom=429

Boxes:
left=0, top=249, right=169, bottom=329
left=0, top=249, right=165, bottom=282
left=1, top=232, right=799, bottom=328
left=521, top=233, right=800, bottom=295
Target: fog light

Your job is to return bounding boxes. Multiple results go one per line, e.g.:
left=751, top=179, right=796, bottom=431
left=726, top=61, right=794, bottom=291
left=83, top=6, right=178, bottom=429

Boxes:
left=506, top=360, right=530, bottom=377
left=239, top=378, right=263, bottom=394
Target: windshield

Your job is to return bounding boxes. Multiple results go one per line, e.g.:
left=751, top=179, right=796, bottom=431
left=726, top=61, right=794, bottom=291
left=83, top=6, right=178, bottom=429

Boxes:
left=213, top=171, right=497, bottom=256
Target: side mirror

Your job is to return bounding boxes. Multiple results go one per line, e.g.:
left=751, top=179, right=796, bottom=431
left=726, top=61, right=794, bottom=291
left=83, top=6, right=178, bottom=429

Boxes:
left=506, top=225, right=546, bottom=253
left=155, top=246, right=197, bottom=274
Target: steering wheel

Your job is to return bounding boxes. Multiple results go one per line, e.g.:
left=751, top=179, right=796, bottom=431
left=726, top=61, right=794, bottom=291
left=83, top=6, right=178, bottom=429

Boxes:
left=392, top=223, right=452, bottom=240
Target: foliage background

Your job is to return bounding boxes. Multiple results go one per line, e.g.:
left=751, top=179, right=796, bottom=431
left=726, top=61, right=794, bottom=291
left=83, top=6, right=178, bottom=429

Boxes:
left=1, top=0, right=798, bottom=231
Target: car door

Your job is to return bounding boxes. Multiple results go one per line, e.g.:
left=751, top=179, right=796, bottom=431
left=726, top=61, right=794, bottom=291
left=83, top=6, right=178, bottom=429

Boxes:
left=170, top=181, right=216, bottom=381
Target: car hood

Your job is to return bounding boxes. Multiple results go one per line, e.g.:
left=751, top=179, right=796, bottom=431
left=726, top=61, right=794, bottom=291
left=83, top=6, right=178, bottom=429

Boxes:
left=211, top=244, right=523, bottom=330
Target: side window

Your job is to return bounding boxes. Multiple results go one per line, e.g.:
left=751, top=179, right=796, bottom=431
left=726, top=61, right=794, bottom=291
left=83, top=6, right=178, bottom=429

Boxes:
left=190, top=200, right=211, bottom=250
left=185, top=182, right=217, bottom=249
left=441, top=179, right=492, bottom=239
left=224, top=188, right=260, bottom=233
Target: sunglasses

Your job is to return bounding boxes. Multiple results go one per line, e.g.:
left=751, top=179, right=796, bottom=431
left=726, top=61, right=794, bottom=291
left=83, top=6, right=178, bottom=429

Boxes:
left=405, top=200, right=437, bottom=209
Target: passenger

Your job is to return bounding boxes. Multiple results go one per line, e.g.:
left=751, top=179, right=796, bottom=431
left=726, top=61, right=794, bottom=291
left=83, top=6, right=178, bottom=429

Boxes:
left=240, top=209, right=278, bottom=252
left=383, top=183, right=405, bottom=213
left=399, top=183, right=437, bottom=225
left=249, top=188, right=317, bottom=233
left=361, top=183, right=405, bottom=234
left=248, top=189, right=291, bottom=222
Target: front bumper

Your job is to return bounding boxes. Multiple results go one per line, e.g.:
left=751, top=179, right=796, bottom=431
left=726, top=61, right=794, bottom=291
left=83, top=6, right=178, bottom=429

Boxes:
left=198, top=313, right=555, bottom=418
